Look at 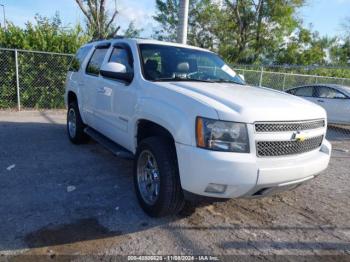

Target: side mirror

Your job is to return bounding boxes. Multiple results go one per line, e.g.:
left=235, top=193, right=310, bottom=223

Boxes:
left=100, top=62, right=133, bottom=83
left=238, top=74, right=245, bottom=81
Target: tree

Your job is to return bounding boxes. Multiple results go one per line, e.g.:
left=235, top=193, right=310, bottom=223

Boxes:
left=152, top=0, right=219, bottom=46
left=75, top=0, right=120, bottom=40
left=153, top=0, right=181, bottom=42
left=123, top=21, right=144, bottom=38
left=275, top=28, right=328, bottom=65
left=153, top=0, right=306, bottom=63
left=341, top=17, right=350, bottom=37
left=217, top=0, right=305, bottom=63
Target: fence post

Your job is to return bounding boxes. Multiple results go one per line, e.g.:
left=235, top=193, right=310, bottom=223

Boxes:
left=282, top=73, right=286, bottom=91
left=15, top=49, right=21, bottom=111
left=259, top=66, right=264, bottom=87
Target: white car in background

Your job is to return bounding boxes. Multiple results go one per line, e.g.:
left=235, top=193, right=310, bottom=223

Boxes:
left=286, top=84, right=350, bottom=125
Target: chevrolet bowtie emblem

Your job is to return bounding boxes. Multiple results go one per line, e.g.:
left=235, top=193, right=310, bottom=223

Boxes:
left=292, top=131, right=307, bottom=142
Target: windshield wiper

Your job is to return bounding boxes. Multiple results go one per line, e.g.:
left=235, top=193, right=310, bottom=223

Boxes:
left=154, top=77, right=214, bottom=83
left=212, top=79, right=245, bottom=85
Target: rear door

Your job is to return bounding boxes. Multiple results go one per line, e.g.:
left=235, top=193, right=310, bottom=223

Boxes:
left=66, top=45, right=92, bottom=122
left=83, top=42, right=111, bottom=129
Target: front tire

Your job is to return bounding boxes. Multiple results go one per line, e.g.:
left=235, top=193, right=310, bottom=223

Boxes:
left=67, top=102, right=89, bottom=144
left=134, top=137, right=185, bottom=217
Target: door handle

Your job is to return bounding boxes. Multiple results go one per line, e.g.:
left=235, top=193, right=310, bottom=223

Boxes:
left=317, top=99, right=324, bottom=103
left=97, top=87, right=105, bottom=93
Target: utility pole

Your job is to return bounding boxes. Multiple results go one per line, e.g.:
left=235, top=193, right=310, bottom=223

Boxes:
left=0, top=4, right=5, bottom=30
left=177, top=0, right=189, bottom=44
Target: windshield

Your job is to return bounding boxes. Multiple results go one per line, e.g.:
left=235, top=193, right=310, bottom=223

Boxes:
left=139, top=44, right=245, bottom=85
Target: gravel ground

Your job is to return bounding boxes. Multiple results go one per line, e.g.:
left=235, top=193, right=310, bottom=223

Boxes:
left=0, top=110, right=349, bottom=260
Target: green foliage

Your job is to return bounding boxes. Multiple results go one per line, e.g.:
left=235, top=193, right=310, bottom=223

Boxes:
left=123, top=21, right=144, bottom=38
left=275, top=29, right=328, bottom=65
left=0, top=13, right=90, bottom=53
left=153, top=0, right=305, bottom=63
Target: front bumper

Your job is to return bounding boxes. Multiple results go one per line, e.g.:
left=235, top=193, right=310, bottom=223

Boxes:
left=175, top=139, right=331, bottom=199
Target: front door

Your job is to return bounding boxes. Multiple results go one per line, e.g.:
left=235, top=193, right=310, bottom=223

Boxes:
left=313, top=86, right=349, bottom=124
left=95, top=43, right=137, bottom=150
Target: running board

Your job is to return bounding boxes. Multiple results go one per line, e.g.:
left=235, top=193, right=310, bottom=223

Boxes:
left=84, top=127, right=134, bottom=160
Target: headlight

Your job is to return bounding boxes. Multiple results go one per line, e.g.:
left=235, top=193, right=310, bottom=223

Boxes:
left=196, top=117, right=250, bottom=153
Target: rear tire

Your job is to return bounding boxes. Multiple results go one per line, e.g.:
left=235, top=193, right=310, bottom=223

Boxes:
left=134, top=137, right=185, bottom=217
left=67, top=101, right=89, bottom=144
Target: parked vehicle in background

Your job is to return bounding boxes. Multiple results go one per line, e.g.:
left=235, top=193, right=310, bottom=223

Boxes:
left=286, top=84, right=350, bottom=125
left=65, top=38, right=331, bottom=217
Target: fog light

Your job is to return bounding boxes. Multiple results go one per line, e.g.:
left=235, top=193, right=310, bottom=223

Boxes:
left=320, top=144, right=330, bottom=155
left=205, top=183, right=227, bottom=194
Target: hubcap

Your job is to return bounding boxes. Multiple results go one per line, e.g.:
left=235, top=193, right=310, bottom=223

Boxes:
left=68, top=108, right=77, bottom=138
left=137, top=150, right=160, bottom=205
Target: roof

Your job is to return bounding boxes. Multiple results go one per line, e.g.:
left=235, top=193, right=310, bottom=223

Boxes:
left=132, top=38, right=212, bottom=52
left=84, top=37, right=212, bottom=53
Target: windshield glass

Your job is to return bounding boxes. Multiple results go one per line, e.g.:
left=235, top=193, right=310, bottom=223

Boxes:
left=139, top=44, right=245, bottom=85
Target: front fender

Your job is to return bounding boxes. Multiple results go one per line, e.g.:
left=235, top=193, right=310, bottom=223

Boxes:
left=132, top=97, right=193, bottom=147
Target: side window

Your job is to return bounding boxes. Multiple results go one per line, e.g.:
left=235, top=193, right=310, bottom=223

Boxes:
left=69, top=46, right=92, bottom=72
left=109, top=47, right=133, bottom=72
left=315, top=86, right=346, bottom=99
left=141, top=49, right=162, bottom=80
left=294, top=86, right=314, bottom=97
left=86, top=48, right=109, bottom=76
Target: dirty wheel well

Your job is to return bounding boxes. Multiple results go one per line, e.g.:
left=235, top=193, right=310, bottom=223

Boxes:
left=137, top=120, right=174, bottom=146
left=68, top=91, right=77, bottom=105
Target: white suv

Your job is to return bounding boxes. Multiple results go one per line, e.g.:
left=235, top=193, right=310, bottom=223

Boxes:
left=65, top=38, right=331, bottom=217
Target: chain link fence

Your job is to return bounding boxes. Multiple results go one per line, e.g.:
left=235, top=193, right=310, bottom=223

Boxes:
left=0, top=48, right=73, bottom=110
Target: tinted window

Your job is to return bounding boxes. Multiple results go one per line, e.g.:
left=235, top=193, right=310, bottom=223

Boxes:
left=86, top=48, right=109, bottom=76
left=109, top=47, right=132, bottom=72
left=286, top=89, right=296, bottom=95
left=294, top=86, right=314, bottom=97
left=69, top=46, right=92, bottom=72
left=315, top=86, right=346, bottom=99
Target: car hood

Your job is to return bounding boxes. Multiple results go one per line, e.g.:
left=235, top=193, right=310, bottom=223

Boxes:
left=159, top=81, right=327, bottom=123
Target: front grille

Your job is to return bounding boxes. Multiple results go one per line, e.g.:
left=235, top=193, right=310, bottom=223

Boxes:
left=256, top=135, right=323, bottom=157
left=255, top=119, right=325, bottom=133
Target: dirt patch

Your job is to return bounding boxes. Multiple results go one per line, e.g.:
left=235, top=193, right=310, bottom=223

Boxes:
left=24, top=218, right=121, bottom=248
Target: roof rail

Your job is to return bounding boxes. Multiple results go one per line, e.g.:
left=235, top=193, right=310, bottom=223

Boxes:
left=113, top=35, right=125, bottom=39
left=88, top=35, right=125, bottom=43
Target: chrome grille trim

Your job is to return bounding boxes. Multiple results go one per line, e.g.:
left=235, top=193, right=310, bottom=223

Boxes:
left=255, top=119, right=325, bottom=133
left=256, top=135, right=324, bottom=157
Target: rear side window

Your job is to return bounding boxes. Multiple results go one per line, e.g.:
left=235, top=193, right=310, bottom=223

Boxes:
left=86, top=48, right=109, bottom=76
left=286, top=89, right=296, bottom=95
left=294, top=86, right=314, bottom=97
left=69, top=46, right=92, bottom=72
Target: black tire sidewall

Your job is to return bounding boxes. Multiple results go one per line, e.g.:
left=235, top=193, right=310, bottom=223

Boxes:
left=134, top=137, right=184, bottom=217
left=67, top=102, right=87, bottom=144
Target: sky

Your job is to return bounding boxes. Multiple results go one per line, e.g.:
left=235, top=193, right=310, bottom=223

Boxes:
left=2, top=0, right=350, bottom=38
